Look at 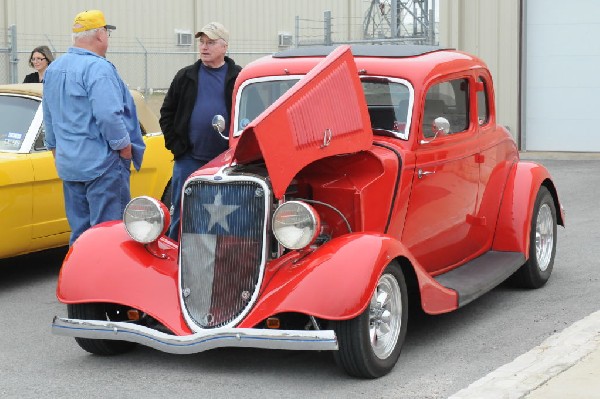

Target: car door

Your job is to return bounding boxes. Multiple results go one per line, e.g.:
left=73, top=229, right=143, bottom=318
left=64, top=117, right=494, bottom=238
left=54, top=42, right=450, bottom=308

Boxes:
left=30, top=115, right=70, bottom=240
left=401, top=77, right=481, bottom=274
left=471, top=72, right=519, bottom=250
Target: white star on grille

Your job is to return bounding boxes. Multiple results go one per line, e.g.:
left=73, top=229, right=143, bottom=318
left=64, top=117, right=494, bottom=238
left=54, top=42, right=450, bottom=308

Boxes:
left=202, top=192, right=240, bottom=233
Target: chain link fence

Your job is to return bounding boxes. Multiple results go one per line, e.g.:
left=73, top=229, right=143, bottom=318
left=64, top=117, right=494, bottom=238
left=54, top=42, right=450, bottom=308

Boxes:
left=2, top=2, right=437, bottom=114
left=0, top=49, right=9, bottom=84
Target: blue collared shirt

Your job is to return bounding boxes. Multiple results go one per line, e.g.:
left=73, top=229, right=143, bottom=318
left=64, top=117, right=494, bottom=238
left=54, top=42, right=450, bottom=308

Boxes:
left=43, top=47, right=145, bottom=181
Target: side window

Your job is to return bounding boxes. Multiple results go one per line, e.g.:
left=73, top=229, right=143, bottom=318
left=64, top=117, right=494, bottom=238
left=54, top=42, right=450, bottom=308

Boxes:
left=477, top=77, right=490, bottom=126
left=33, top=124, right=47, bottom=151
left=422, top=78, right=469, bottom=137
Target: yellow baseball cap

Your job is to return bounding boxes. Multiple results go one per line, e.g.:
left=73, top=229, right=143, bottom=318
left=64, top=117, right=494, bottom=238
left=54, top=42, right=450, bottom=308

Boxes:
left=72, top=10, right=116, bottom=33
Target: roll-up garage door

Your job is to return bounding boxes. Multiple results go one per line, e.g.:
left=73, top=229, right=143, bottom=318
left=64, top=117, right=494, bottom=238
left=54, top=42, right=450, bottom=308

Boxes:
left=524, top=0, right=600, bottom=151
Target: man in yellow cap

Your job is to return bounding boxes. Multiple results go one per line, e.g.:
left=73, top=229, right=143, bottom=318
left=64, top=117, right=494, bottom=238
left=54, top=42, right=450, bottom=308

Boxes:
left=42, top=10, right=145, bottom=245
left=160, top=21, right=242, bottom=240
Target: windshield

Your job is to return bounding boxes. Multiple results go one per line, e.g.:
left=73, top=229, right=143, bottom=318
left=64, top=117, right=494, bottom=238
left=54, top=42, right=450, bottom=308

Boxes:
left=362, top=78, right=412, bottom=137
left=235, top=76, right=413, bottom=138
left=0, top=95, right=39, bottom=152
left=236, top=78, right=301, bottom=133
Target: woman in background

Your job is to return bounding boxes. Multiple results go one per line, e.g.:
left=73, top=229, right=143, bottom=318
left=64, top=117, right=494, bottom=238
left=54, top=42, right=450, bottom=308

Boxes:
left=23, top=45, right=54, bottom=83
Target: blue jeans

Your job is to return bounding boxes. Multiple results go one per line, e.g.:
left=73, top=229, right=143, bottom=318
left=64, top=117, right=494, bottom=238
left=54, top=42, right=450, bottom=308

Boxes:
left=63, top=157, right=131, bottom=246
left=168, top=154, right=207, bottom=240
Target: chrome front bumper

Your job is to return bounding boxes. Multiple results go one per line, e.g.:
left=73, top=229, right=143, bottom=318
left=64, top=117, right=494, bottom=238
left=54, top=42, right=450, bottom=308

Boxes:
left=52, top=317, right=338, bottom=354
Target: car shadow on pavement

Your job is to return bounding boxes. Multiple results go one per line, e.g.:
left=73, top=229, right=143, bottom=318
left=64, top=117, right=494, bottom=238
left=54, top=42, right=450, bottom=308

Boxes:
left=0, top=246, right=67, bottom=289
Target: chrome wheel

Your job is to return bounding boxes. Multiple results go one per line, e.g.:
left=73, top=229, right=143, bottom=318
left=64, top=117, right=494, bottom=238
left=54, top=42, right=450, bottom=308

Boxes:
left=369, top=273, right=403, bottom=360
left=535, top=203, right=554, bottom=272
left=509, top=186, right=557, bottom=289
left=332, top=261, right=408, bottom=378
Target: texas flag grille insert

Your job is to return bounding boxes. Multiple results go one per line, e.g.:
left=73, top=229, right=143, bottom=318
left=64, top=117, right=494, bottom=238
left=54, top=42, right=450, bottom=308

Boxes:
left=180, top=178, right=267, bottom=328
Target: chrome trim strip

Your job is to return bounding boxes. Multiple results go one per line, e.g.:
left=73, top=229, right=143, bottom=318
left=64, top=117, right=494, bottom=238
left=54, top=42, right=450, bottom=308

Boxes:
left=52, top=317, right=338, bottom=354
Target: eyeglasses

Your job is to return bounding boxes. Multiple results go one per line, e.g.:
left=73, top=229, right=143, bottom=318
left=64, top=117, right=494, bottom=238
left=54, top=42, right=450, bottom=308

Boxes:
left=31, top=57, right=47, bottom=62
left=199, top=39, right=220, bottom=47
left=103, top=26, right=112, bottom=37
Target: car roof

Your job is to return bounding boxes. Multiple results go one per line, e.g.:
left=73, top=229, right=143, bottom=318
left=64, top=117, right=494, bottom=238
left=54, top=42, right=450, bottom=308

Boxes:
left=236, top=45, right=487, bottom=96
left=273, top=44, right=447, bottom=59
left=0, top=83, right=43, bottom=96
left=0, top=83, right=161, bottom=134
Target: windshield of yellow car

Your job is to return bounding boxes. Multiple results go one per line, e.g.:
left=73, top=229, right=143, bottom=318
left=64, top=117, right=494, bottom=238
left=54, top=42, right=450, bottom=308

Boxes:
left=0, top=95, right=39, bottom=152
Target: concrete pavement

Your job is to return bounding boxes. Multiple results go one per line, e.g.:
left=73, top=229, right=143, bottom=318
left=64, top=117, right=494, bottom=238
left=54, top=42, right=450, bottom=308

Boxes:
left=449, top=309, right=600, bottom=399
left=447, top=152, right=600, bottom=399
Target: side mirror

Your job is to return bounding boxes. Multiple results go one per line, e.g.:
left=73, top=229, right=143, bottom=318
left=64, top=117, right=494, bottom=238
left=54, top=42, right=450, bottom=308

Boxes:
left=211, top=115, right=228, bottom=139
left=433, top=117, right=450, bottom=135
left=420, top=117, right=450, bottom=144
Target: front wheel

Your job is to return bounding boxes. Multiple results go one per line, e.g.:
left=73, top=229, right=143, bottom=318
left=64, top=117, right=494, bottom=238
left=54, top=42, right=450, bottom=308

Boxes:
left=67, top=303, right=137, bottom=355
left=511, top=186, right=557, bottom=288
left=332, top=261, right=408, bottom=378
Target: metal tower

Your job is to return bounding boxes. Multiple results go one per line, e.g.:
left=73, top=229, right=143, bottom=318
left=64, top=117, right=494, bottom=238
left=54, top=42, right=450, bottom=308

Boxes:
left=363, top=0, right=435, bottom=44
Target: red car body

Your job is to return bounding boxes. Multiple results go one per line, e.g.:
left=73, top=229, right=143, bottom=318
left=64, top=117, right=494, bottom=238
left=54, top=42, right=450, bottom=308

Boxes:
left=52, top=45, right=564, bottom=378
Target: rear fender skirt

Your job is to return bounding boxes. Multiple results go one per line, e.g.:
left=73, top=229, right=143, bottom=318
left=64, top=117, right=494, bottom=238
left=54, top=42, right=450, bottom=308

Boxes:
left=238, top=233, right=458, bottom=327
left=492, top=161, right=564, bottom=254
left=56, top=221, right=191, bottom=335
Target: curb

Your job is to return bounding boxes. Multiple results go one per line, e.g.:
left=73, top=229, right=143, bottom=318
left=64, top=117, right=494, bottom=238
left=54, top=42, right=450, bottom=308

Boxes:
left=448, top=310, right=600, bottom=399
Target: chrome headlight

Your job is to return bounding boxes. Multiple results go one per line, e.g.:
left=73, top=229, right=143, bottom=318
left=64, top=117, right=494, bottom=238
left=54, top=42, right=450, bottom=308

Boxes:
left=272, top=201, right=320, bottom=250
left=123, top=196, right=170, bottom=243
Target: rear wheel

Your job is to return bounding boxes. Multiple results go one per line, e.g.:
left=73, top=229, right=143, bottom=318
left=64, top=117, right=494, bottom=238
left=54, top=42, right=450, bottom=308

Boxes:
left=332, top=261, right=408, bottom=378
left=511, top=186, right=557, bottom=288
left=67, top=303, right=136, bottom=355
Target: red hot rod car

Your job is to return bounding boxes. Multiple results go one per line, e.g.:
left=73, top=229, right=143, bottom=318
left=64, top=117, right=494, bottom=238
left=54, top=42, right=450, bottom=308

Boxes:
left=52, top=45, right=564, bottom=378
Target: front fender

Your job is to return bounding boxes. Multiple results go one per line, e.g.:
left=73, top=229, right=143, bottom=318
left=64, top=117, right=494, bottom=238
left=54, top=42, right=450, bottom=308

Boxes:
left=238, top=233, right=458, bottom=328
left=56, top=221, right=192, bottom=335
left=492, top=161, right=564, bottom=254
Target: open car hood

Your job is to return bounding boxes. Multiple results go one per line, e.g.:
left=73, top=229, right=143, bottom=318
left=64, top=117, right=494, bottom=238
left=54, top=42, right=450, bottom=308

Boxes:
left=233, top=45, right=373, bottom=199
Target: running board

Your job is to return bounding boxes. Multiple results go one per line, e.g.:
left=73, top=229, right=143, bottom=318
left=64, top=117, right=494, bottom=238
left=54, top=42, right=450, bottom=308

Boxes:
left=434, top=251, right=526, bottom=307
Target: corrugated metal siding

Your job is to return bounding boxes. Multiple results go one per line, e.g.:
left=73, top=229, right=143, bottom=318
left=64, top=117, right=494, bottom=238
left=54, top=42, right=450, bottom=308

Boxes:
left=439, top=0, right=520, bottom=142
left=4, top=0, right=365, bottom=87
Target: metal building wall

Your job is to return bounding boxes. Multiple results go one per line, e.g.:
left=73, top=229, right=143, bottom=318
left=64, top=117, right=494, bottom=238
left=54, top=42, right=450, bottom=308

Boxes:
left=0, top=1, right=365, bottom=58
left=438, top=0, right=520, bottom=141
left=1, top=0, right=364, bottom=88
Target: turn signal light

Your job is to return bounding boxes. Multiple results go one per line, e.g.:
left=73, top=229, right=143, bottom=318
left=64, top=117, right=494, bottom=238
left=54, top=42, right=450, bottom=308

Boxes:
left=127, top=309, right=141, bottom=321
left=266, top=317, right=280, bottom=329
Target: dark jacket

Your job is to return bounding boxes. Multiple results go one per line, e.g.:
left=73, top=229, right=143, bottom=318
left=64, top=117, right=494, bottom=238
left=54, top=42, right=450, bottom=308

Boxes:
left=160, top=56, right=241, bottom=158
left=23, top=72, right=42, bottom=83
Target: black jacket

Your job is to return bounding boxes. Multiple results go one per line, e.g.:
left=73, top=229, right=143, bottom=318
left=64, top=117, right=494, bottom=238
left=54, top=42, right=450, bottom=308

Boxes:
left=159, top=56, right=241, bottom=158
left=23, top=72, right=42, bottom=83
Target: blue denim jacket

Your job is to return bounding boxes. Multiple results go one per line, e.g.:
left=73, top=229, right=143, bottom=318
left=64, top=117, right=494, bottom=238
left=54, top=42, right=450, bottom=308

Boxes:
left=43, top=47, right=145, bottom=181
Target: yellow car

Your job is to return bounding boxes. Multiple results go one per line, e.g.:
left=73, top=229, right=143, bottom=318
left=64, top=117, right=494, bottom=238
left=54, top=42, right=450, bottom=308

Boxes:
left=0, top=83, right=172, bottom=259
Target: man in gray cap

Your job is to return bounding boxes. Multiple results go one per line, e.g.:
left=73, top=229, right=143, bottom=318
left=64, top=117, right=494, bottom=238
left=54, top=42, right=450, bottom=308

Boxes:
left=160, top=22, right=242, bottom=240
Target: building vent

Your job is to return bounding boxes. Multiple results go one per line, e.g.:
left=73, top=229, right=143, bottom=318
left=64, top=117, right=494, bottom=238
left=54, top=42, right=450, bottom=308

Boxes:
left=177, top=32, right=193, bottom=46
left=278, top=33, right=293, bottom=47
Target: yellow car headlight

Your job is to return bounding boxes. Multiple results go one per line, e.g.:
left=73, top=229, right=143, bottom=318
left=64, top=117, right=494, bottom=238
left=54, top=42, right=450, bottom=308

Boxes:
left=272, top=201, right=320, bottom=250
left=123, top=196, right=169, bottom=243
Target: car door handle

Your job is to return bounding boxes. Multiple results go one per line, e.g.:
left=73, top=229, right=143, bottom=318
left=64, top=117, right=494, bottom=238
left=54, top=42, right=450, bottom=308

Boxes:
left=418, top=169, right=435, bottom=179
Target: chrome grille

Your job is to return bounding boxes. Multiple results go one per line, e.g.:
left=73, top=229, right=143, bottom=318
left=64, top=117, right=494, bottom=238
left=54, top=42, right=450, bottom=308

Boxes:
left=180, top=177, right=268, bottom=329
